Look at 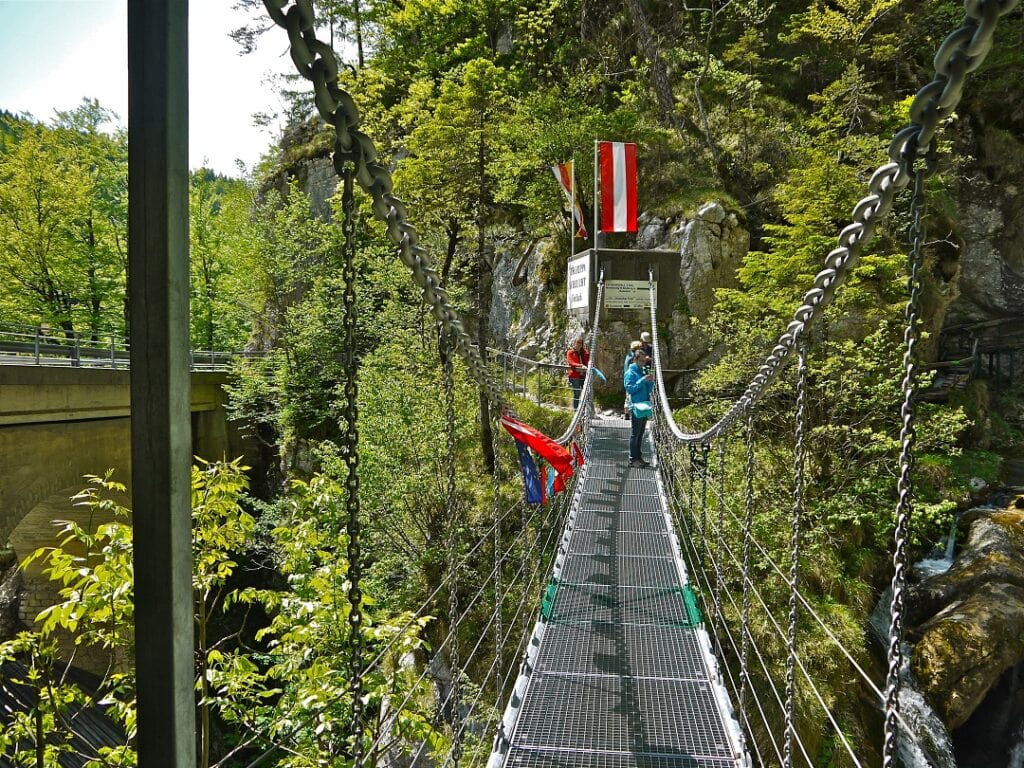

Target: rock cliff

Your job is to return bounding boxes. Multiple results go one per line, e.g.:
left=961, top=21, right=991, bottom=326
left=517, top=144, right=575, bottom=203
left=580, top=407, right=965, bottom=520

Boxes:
left=907, top=502, right=1024, bottom=762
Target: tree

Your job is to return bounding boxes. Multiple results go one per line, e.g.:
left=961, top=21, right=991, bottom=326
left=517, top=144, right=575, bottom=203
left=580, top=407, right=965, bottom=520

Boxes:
left=189, top=170, right=258, bottom=351
left=394, top=58, right=513, bottom=470
left=0, top=102, right=127, bottom=336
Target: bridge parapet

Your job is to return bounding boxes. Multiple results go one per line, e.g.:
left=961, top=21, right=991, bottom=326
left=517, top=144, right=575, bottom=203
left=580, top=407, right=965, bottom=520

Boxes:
left=0, top=367, right=234, bottom=545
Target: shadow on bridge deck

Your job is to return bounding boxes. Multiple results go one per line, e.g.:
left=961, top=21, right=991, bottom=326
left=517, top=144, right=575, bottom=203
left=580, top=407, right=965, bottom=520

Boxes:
left=490, top=419, right=748, bottom=768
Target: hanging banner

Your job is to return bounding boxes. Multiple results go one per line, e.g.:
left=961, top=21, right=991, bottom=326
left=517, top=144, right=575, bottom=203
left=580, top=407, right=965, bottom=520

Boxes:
left=566, top=253, right=590, bottom=311
left=604, top=280, right=656, bottom=309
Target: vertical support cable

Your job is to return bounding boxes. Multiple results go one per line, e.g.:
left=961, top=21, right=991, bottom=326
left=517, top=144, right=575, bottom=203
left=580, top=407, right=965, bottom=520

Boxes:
left=699, top=442, right=710, bottom=587
left=492, top=418, right=503, bottom=707
left=739, top=414, right=755, bottom=723
left=714, top=436, right=726, bottom=640
left=883, top=165, right=928, bottom=768
left=442, top=341, right=462, bottom=768
left=339, top=167, right=365, bottom=766
left=783, top=344, right=808, bottom=768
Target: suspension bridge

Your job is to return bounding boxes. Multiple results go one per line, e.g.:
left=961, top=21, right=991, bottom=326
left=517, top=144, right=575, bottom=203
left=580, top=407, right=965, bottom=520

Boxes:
left=5, top=0, right=1013, bottom=765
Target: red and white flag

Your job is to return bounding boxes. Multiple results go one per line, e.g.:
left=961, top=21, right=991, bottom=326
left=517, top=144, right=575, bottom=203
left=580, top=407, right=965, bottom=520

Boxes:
left=551, top=161, right=588, bottom=238
left=598, top=141, right=638, bottom=233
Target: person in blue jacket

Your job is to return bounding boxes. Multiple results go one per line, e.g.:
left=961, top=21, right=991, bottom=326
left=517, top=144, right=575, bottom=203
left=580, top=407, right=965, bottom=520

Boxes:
left=623, top=349, right=655, bottom=467
left=622, top=340, right=642, bottom=418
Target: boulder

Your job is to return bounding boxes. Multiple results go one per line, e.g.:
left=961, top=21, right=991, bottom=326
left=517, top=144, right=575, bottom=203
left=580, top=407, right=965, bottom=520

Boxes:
left=908, top=506, right=1024, bottom=730
left=906, top=509, right=1024, bottom=627
left=911, top=580, right=1024, bottom=729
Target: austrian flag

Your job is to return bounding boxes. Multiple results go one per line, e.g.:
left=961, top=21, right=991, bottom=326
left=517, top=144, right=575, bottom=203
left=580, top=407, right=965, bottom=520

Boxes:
left=598, top=141, right=638, bottom=233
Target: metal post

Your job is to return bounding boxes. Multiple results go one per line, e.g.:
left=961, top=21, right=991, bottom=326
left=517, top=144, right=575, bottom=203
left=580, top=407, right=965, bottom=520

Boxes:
left=111, top=335, right=117, bottom=368
left=536, top=366, right=541, bottom=405
left=127, top=1, right=196, bottom=766
left=34, top=328, right=40, bottom=365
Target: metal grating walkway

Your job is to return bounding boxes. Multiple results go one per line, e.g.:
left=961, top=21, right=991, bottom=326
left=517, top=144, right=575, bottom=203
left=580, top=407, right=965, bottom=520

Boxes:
left=489, top=418, right=749, bottom=768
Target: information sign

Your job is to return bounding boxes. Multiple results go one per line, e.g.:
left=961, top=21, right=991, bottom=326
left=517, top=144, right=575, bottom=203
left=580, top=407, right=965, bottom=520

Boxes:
left=566, top=254, right=590, bottom=311
left=604, top=280, right=657, bottom=309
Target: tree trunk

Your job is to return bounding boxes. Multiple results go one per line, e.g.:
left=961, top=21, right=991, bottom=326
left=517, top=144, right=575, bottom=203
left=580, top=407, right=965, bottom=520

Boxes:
left=622, top=0, right=723, bottom=178
left=475, top=121, right=495, bottom=474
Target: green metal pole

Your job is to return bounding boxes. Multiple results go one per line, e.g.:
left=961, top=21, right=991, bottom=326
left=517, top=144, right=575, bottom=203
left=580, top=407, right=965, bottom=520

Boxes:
left=127, top=1, right=196, bottom=766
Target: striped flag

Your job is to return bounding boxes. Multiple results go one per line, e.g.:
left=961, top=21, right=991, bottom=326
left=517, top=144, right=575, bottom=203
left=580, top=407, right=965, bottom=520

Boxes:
left=551, top=161, right=588, bottom=238
left=598, top=141, right=638, bottom=233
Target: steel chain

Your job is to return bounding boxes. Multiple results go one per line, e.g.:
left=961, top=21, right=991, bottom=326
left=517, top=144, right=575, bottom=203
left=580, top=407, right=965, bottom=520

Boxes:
left=783, top=345, right=808, bottom=768
left=882, top=166, right=928, bottom=768
left=337, top=166, right=365, bottom=766
left=714, top=436, right=726, bottom=635
left=699, top=442, right=710, bottom=585
left=262, top=0, right=503, bottom=408
left=739, top=414, right=754, bottom=721
left=645, top=0, right=1017, bottom=445
left=441, top=338, right=462, bottom=767
left=492, top=416, right=503, bottom=708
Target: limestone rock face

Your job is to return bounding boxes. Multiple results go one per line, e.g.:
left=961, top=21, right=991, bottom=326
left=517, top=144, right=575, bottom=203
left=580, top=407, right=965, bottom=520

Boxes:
left=943, top=115, right=1024, bottom=327
left=489, top=202, right=748, bottom=391
left=908, top=507, right=1024, bottom=730
left=489, top=239, right=559, bottom=361
left=663, top=203, right=746, bottom=375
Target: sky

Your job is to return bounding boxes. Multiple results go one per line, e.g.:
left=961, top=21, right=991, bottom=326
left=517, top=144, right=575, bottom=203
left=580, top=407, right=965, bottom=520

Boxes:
left=0, top=0, right=297, bottom=175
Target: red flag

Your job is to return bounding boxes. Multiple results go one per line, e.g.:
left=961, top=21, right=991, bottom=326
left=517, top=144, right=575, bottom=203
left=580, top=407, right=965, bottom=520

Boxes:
left=598, top=141, right=638, bottom=233
left=500, top=416, right=575, bottom=493
left=551, top=161, right=588, bottom=238
left=570, top=441, right=585, bottom=468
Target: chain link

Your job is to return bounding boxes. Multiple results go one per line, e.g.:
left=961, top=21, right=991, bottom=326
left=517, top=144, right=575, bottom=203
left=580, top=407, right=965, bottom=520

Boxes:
left=714, top=436, right=726, bottom=636
left=492, top=416, right=503, bottom=708
left=882, top=166, right=928, bottom=768
left=335, top=166, right=366, bottom=766
left=783, top=345, right=808, bottom=768
left=699, top=443, right=710, bottom=585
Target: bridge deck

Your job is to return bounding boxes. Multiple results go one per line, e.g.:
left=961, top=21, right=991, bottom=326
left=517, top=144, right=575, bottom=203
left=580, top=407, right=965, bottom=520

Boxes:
left=491, top=419, right=748, bottom=768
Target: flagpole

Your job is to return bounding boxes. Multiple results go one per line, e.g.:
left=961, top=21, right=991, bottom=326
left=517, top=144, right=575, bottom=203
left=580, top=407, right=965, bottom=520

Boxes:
left=569, top=157, right=576, bottom=260
left=592, top=139, right=599, bottom=258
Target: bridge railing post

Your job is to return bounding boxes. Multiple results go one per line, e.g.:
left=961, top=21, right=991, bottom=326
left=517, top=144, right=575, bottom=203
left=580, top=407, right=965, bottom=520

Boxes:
left=34, top=328, right=40, bottom=365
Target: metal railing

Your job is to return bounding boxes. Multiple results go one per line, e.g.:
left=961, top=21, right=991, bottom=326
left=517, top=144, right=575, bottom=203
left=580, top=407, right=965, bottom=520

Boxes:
left=0, top=322, right=259, bottom=371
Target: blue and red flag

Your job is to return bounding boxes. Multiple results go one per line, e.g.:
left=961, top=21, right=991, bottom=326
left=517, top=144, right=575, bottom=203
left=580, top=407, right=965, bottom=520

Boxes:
left=501, top=415, right=576, bottom=496
left=513, top=438, right=543, bottom=505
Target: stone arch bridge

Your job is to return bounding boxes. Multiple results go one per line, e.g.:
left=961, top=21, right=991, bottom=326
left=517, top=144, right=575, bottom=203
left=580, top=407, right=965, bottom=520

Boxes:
left=0, top=365, right=245, bottom=552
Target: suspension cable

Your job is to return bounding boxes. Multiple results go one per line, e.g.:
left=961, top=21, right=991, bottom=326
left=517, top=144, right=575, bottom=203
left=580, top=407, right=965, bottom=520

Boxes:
left=339, top=157, right=366, bottom=767
left=697, top=461, right=932, bottom=752
left=783, top=344, right=807, bottom=768
left=883, top=161, right=929, bottom=768
left=739, top=413, right=754, bottom=723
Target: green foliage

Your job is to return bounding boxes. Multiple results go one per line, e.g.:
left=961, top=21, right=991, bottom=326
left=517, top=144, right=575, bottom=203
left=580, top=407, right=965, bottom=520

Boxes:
left=211, top=474, right=440, bottom=767
left=0, top=101, right=127, bottom=335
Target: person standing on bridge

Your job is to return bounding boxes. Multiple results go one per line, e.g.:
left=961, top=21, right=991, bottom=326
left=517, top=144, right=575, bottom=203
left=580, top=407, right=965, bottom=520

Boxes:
left=640, top=331, right=653, bottom=359
left=624, top=349, right=654, bottom=468
left=566, top=336, right=590, bottom=410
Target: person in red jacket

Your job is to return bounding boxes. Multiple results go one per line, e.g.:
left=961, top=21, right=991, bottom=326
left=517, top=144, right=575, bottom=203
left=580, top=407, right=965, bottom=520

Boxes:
left=566, top=336, right=590, bottom=410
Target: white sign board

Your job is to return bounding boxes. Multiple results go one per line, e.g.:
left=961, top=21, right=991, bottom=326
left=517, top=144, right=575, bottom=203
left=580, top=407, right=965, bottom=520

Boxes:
left=604, top=280, right=656, bottom=309
left=566, top=254, right=590, bottom=311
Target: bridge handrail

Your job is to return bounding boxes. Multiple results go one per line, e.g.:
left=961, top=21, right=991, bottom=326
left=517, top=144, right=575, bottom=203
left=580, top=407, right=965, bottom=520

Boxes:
left=0, top=323, right=266, bottom=372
